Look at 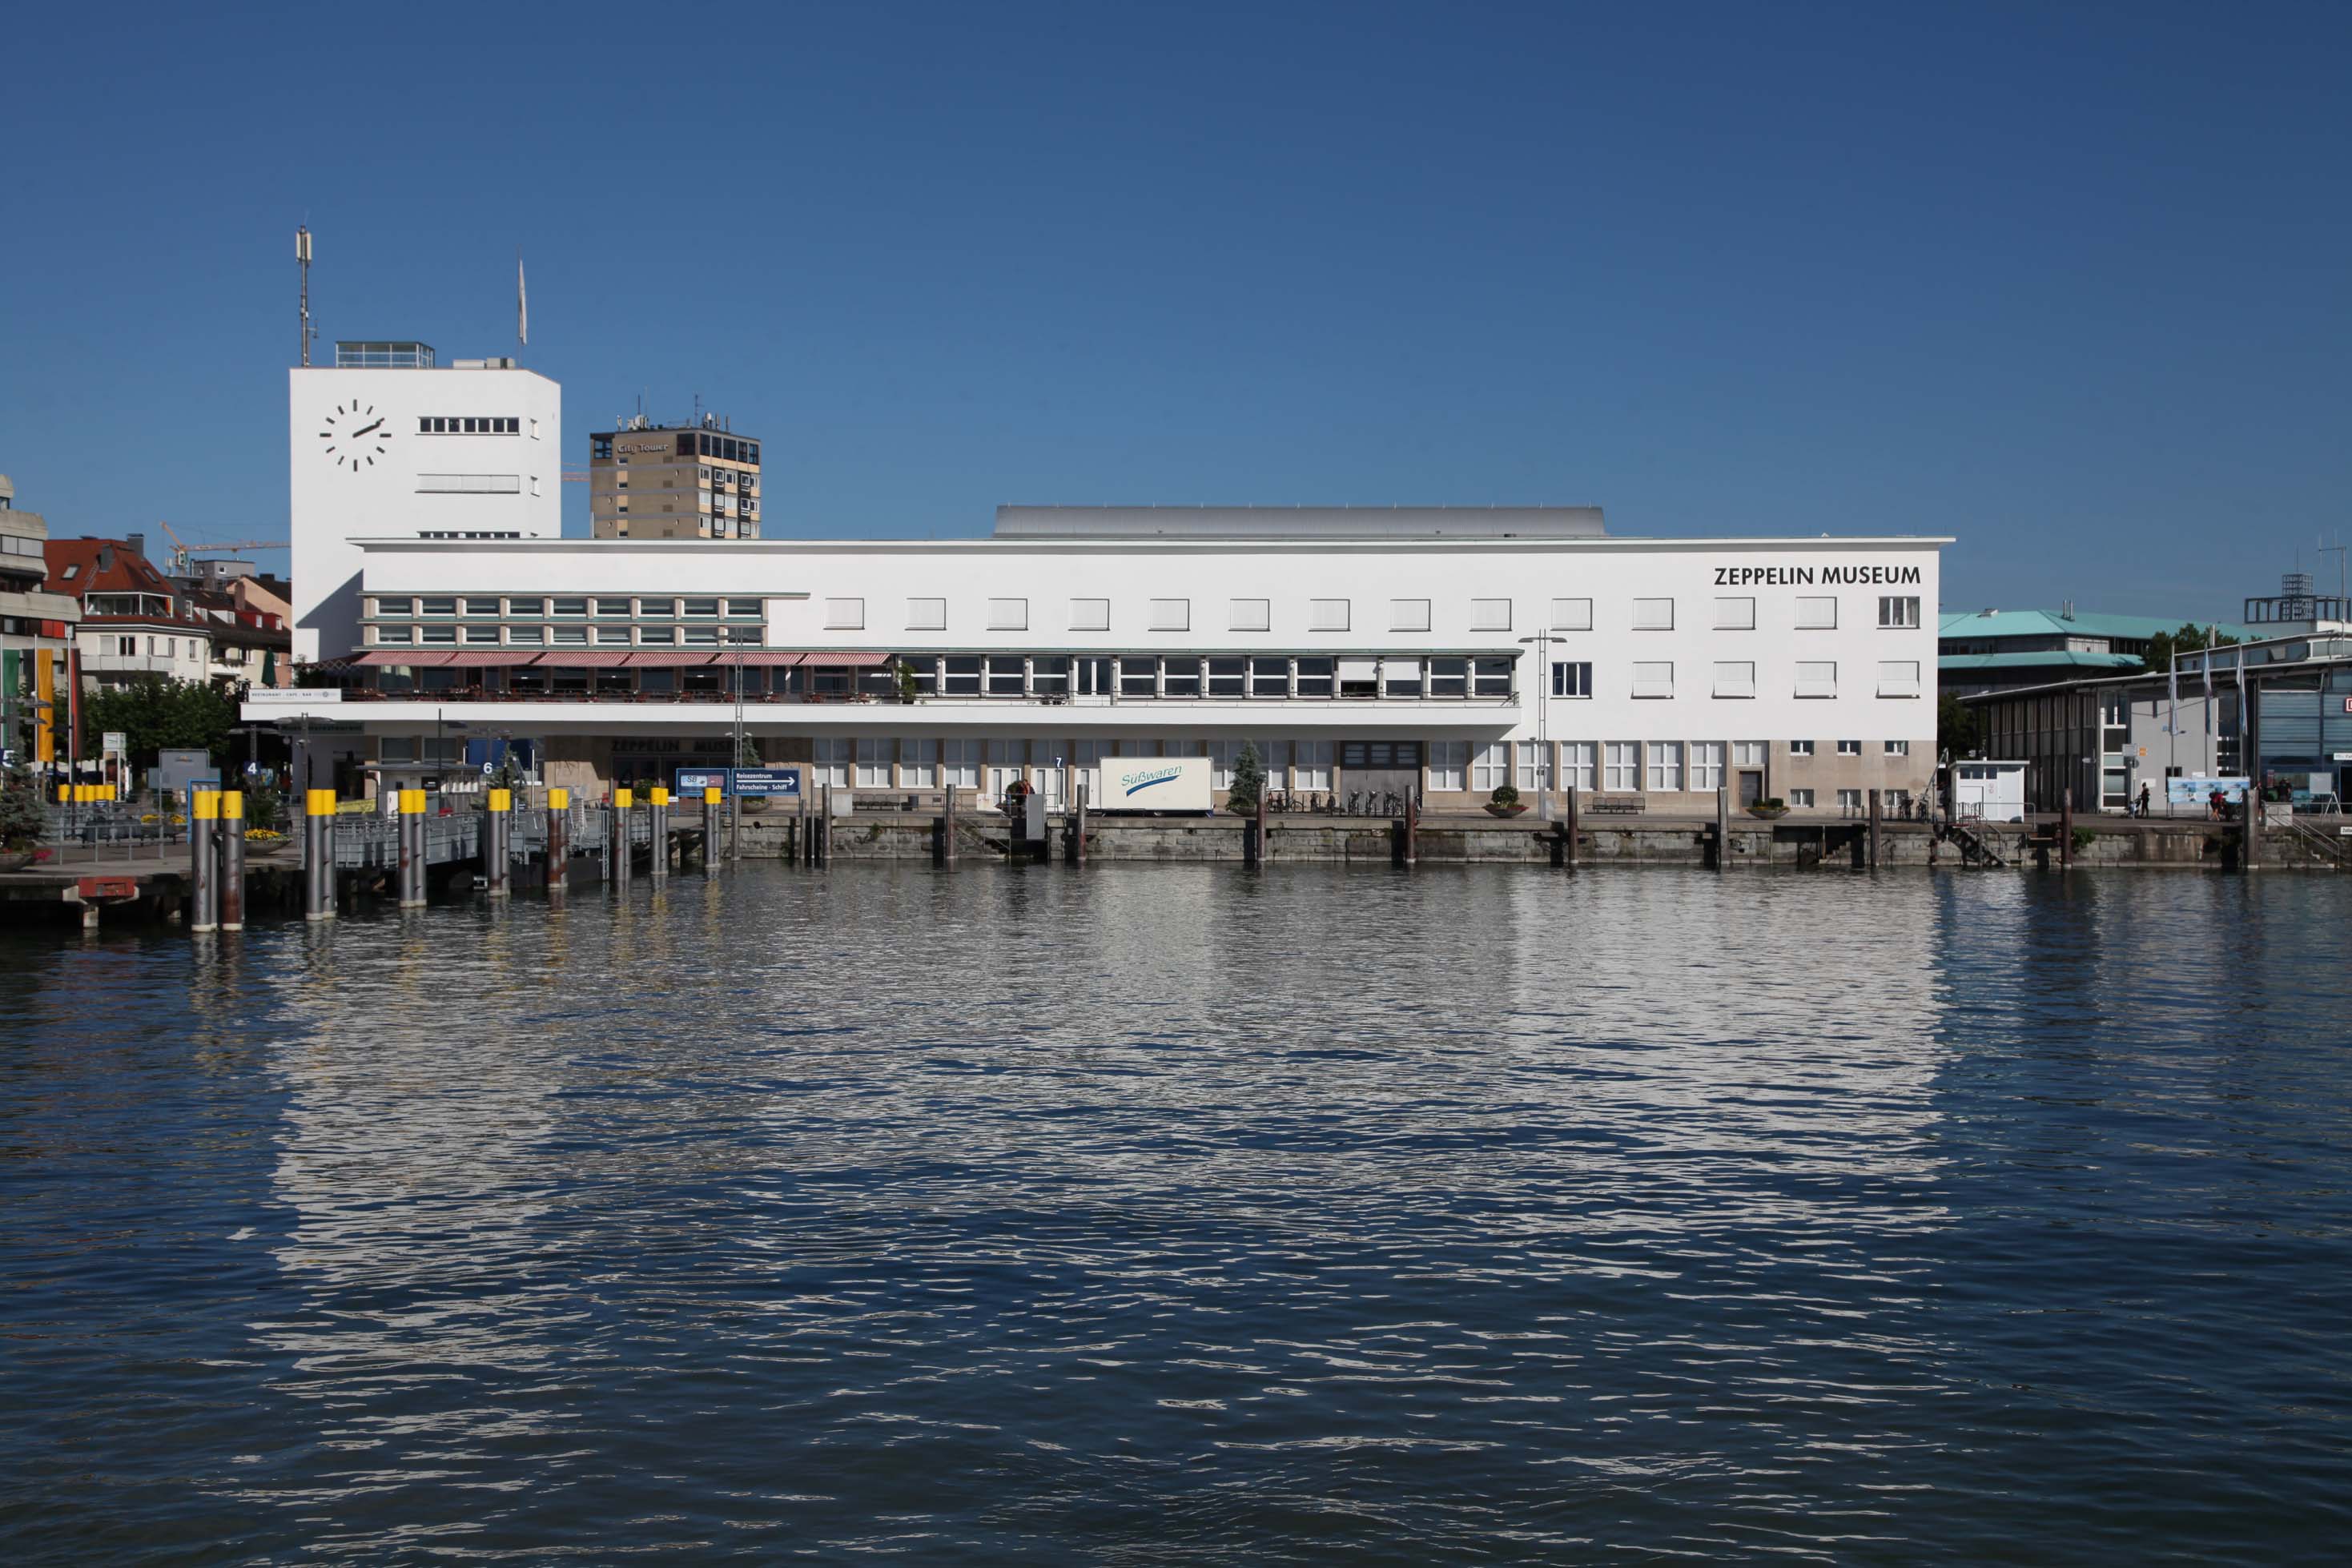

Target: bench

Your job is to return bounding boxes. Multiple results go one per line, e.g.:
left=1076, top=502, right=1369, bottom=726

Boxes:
left=1585, top=795, right=1644, bottom=815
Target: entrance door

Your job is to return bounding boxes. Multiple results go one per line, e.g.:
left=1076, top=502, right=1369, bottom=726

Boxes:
left=1738, top=769, right=1764, bottom=807
left=1341, top=741, right=1421, bottom=808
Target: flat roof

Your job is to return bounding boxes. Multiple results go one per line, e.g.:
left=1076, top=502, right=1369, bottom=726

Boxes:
left=995, top=505, right=1606, bottom=540
left=352, top=533, right=1950, bottom=555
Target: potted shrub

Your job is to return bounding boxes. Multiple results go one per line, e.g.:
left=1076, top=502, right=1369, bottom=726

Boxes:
left=1747, top=796, right=1789, bottom=819
left=1225, top=741, right=1264, bottom=816
left=1485, top=782, right=1526, bottom=818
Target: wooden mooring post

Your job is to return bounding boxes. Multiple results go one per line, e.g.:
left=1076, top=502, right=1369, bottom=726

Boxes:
left=2060, top=787, right=2073, bottom=869
left=1072, top=784, right=1088, bottom=865
left=1867, top=787, right=1881, bottom=870
left=1562, top=785, right=1579, bottom=870
left=1715, top=785, right=1731, bottom=873
left=937, top=784, right=959, bottom=866
left=545, top=787, right=570, bottom=898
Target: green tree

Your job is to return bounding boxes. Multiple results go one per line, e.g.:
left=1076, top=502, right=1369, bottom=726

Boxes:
left=79, top=677, right=235, bottom=770
left=2137, top=623, right=2239, bottom=676
left=1937, top=691, right=1980, bottom=759
left=1227, top=741, right=1265, bottom=814
left=1, top=763, right=47, bottom=849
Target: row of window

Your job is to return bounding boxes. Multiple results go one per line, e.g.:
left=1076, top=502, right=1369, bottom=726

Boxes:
left=1551, top=658, right=1924, bottom=699
left=834, top=595, right=1925, bottom=634
left=370, top=596, right=765, bottom=619
left=375, top=623, right=764, bottom=648
left=590, top=434, right=762, bottom=464
left=416, top=474, right=539, bottom=495
left=416, top=416, right=531, bottom=436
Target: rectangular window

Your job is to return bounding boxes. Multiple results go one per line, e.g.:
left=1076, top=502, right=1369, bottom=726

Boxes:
left=1472, top=657, right=1513, bottom=698
left=941, top=656, right=980, bottom=697
left=640, top=597, right=679, bottom=619
left=594, top=625, right=632, bottom=645
left=1551, top=661, right=1593, bottom=698
left=1428, top=657, right=1467, bottom=698
left=507, top=625, right=544, bottom=645
left=551, top=597, right=587, bottom=618
left=1469, top=598, right=1513, bottom=632
left=854, top=738, right=892, bottom=788
left=906, top=597, right=947, bottom=630
left=418, top=596, right=457, bottom=617
left=1148, top=598, right=1190, bottom=632
left=1028, top=656, right=1067, bottom=696
left=505, top=597, right=545, bottom=618
left=372, top=596, right=416, bottom=617
left=1796, top=597, right=1837, bottom=629
left=1550, top=597, right=1594, bottom=632
left=1877, top=660, right=1923, bottom=698
left=1789, top=739, right=1815, bottom=756
left=1390, top=598, right=1430, bottom=632
left=726, top=597, right=763, bottom=618
left=1632, top=597, right=1674, bottom=631
left=1207, top=740, right=1240, bottom=790
left=1228, top=598, right=1270, bottom=633
left=1837, top=739, right=1862, bottom=756
left=460, top=596, right=501, bottom=617
left=1383, top=657, right=1423, bottom=698
left=1647, top=741, right=1684, bottom=792
left=1838, top=788, right=1864, bottom=812
left=1295, top=740, right=1334, bottom=791
left=1691, top=741, right=1725, bottom=791
left=593, top=597, right=633, bottom=619
left=1516, top=742, right=1552, bottom=792
left=550, top=625, right=589, bottom=645
left=1120, top=657, right=1160, bottom=698
left=1789, top=788, right=1815, bottom=807
left=463, top=625, right=503, bottom=644
left=1208, top=657, right=1247, bottom=698
left=1070, top=597, right=1110, bottom=631
left=1259, top=740, right=1292, bottom=789
left=1604, top=742, right=1639, bottom=792
left=375, top=625, right=414, bottom=645
left=1878, top=596, right=1921, bottom=629
left=1795, top=661, right=1837, bottom=698
left=682, top=625, right=721, bottom=646
left=1715, top=597, right=1755, bottom=630
left=1733, top=741, right=1766, bottom=767
left=1562, top=741, right=1597, bottom=792
left=825, top=597, right=864, bottom=630
left=938, top=738, right=982, bottom=790
left=1294, top=657, right=1334, bottom=698
left=1162, top=658, right=1203, bottom=698
left=1631, top=661, right=1675, bottom=699
left=1337, top=657, right=1379, bottom=698
left=1470, top=742, right=1510, bottom=791
left=810, top=738, right=851, bottom=789
left=1429, top=739, right=1468, bottom=791
left=1309, top=598, right=1350, bottom=633
left=1885, top=739, right=1911, bottom=756
left=987, top=597, right=1028, bottom=632
left=901, top=738, right=939, bottom=788
left=1251, top=657, right=1290, bottom=698
left=1714, top=661, right=1756, bottom=698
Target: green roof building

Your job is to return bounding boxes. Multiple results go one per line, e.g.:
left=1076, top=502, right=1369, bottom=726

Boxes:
left=1939, top=606, right=2253, bottom=696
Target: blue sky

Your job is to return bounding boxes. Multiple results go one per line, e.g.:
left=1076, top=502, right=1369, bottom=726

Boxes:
left=4, top=1, right=2346, bottom=617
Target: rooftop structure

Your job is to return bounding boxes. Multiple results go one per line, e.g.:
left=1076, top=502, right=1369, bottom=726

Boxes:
left=1938, top=605, right=2256, bottom=697
left=336, top=341, right=436, bottom=369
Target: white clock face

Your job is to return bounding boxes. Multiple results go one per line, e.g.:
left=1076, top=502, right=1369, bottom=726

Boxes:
left=320, top=401, right=392, bottom=472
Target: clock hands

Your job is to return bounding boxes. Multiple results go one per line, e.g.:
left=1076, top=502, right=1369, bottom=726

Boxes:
left=349, top=418, right=386, bottom=439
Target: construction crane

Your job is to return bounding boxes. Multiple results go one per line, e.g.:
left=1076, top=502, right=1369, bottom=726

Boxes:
left=157, top=521, right=290, bottom=576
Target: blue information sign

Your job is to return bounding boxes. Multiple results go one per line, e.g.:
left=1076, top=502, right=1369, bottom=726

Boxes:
left=674, top=766, right=801, bottom=798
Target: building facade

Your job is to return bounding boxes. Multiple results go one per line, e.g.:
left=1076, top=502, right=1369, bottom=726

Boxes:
left=1939, top=606, right=2253, bottom=698
left=1, top=476, right=80, bottom=767
left=263, top=505, right=1945, bottom=814
left=289, top=341, right=561, bottom=663
left=588, top=418, right=762, bottom=540
left=42, top=537, right=215, bottom=690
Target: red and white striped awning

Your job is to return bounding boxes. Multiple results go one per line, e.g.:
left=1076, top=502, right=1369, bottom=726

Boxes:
left=533, top=650, right=635, bottom=668
left=624, top=650, right=718, bottom=667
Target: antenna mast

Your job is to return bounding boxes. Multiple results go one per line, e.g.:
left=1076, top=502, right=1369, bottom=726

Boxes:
left=296, top=226, right=315, bottom=367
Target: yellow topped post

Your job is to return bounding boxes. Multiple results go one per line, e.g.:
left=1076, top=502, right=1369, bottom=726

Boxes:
left=615, top=787, right=634, bottom=810
left=649, top=786, right=669, bottom=806
left=308, top=789, right=338, bottom=816
left=488, top=788, right=513, bottom=812
left=549, top=786, right=569, bottom=810
left=220, top=790, right=244, bottom=820
left=192, top=788, right=221, bottom=820
left=703, top=786, right=722, bottom=806
left=400, top=788, right=426, bottom=815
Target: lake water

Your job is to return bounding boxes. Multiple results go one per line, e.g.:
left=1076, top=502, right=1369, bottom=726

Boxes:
left=3, top=865, right=2350, bottom=1563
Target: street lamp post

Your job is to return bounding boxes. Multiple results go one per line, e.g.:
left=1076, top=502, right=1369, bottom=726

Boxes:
left=1518, top=630, right=1566, bottom=819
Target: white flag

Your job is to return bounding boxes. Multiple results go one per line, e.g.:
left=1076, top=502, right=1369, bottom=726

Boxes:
left=2203, top=629, right=2214, bottom=697
left=517, top=255, right=528, bottom=348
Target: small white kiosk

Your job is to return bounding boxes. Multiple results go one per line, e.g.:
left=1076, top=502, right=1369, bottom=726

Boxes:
left=1952, top=760, right=2028, bottom=822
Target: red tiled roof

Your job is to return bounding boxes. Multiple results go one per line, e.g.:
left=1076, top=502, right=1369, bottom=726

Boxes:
left=42, top=537, right=175, bottom=598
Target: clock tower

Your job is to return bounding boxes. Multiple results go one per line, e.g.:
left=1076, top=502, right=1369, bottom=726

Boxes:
left=288, top=340, right=561, bottom=663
